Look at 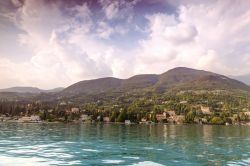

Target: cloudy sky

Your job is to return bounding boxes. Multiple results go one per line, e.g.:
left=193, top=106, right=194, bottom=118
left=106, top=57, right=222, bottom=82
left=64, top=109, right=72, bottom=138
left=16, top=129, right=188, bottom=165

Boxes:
left=0, top=0, right=250, bottom=89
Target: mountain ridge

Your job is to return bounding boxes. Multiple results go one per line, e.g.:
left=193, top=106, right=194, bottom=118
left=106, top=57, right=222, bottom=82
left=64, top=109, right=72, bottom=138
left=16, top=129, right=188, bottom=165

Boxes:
left=1, top=67, right=249, bottom=100
left=59, top=67, right=250, bottom=97
left=0, top=87, right=64, bottom=94
left=230, top=74, right=250, bottom=85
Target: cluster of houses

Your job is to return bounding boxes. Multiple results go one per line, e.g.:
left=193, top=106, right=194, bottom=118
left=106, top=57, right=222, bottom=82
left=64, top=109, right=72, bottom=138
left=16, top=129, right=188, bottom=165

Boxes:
left=1, top=104, right=250, bottom=125
left=139, top=106, right=212, bottom=124
left=0, top=115, right=41, bottom=123
left=152, top=110, right=185, bottom=124
left=18, top=115, right=41, bottom=123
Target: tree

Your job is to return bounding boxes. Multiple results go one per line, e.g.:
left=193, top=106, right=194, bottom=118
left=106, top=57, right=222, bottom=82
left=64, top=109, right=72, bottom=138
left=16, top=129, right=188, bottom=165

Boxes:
left=117, top=110, right=127, bottom=122
left=110, top=111, right=118, bottom=122
left=151, top=113, right=157, bottom=123
left=210, top=117, right=224, bottom=125
left=185, top=110, right=195, bottom=123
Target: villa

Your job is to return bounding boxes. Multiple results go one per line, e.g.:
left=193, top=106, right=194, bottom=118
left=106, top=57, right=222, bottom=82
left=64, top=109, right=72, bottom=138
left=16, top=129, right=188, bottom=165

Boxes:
left=200, top=106, right=212, bottom=115
left=71, top=108, right=80, bottom=113
left=125, top=120, right=131, bottom=125
left=156, top=114, right=166, bottom=122
left=243, top=112, right=250, bottom=117
left=18, top=115, right=41, bottom=123
left=30, top=115, right=41, bottom=122
left=141, top=117, right=147, bottom=122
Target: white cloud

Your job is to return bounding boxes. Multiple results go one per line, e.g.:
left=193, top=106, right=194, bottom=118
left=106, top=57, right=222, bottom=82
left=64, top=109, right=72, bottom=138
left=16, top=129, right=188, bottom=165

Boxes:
left=135, top=1, right=250, bottom=75
left=96, top=21, right=129, bottom=39
left=99, top=0, right=139, bottom=21
left=0, top=0, right=127, bottom=89
left=135, top=13, right=198, bottom=74
left=1, top=0, right=250, bottom=88
left=100, top=0, right=119, bottom=20
left=96, top=21, right=114, bottom=39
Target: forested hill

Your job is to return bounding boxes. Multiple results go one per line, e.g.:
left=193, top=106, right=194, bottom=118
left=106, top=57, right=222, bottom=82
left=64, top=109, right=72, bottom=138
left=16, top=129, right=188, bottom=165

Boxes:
left=59, top=67, right=250, bottom=97
left=0, top=67, right=249, bottom=101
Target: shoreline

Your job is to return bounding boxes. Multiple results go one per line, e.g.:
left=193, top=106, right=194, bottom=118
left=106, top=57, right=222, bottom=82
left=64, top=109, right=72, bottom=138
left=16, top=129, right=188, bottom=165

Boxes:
left=1, top=120, right=250, bottom=126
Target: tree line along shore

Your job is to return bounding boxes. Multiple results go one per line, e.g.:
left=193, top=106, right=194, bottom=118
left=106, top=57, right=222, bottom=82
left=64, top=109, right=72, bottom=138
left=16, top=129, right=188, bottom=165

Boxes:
left=0, top=90, right=250, bottom=125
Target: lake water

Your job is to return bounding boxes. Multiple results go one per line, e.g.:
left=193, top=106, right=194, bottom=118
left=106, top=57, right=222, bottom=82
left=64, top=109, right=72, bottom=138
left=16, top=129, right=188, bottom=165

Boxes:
left=0, top=123, right=249, bottom=166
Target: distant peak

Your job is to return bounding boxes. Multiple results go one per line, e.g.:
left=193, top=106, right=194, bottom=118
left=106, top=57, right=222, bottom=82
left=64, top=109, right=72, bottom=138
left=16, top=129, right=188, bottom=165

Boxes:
left=169, top=67, right=197, bottom=71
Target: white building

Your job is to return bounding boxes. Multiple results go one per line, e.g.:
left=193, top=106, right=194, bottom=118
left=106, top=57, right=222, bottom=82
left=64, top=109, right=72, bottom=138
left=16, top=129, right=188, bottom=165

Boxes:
left=18, top=115, right=41, bottom=122
left=48, top=109, right=53, bottom=113
left=30, top=115, right=41, bottom=121
left=59, top=102, right=67, bottom=106
left=71, top=108, right=80, bottom=113
left=125, top=120, right=131, bottom=124
left=243, top=112, right=250, bottom=119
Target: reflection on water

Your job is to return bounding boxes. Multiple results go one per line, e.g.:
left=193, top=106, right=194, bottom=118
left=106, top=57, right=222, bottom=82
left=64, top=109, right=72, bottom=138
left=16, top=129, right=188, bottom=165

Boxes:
left=0, top=123, right=249, bottom=165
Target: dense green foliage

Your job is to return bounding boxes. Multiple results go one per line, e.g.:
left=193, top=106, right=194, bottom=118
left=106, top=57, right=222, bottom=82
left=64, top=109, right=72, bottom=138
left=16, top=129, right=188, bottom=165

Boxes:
left=210, top=117, right=224, bottom=125
left=0, top=89, right=250, bottom=125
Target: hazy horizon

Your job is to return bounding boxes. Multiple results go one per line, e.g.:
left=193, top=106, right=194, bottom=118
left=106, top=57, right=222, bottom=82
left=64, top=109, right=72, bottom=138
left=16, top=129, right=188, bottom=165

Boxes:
left=1, top=0, right=250, bottom=89
left=0, top=66, right=249, bottom=90
left=0, top=66, right=215, bottom=89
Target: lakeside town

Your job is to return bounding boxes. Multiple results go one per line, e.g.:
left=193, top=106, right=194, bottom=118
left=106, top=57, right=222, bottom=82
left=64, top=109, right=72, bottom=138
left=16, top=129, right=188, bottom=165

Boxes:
left=1, top=90, right=250, bottom=125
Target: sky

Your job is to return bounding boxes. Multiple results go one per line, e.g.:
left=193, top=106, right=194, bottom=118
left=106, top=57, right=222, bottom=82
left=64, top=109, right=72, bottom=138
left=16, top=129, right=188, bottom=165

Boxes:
left=0, top=0, right=250, bottom=89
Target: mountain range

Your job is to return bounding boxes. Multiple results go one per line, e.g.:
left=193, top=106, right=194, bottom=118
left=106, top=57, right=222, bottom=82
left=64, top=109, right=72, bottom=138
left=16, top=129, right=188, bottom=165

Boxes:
left=59, top=67, right=250, bottom=97
left=0, top=67, right=249, bottom=100
left=230, top=74, right=250, bottom=85
left=0, top=87, right=64, bottom=93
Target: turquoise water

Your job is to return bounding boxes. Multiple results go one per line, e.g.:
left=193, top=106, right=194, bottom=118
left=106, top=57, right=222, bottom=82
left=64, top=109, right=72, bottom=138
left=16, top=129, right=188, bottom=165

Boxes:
left=0, top=123, right=249, bottom=166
